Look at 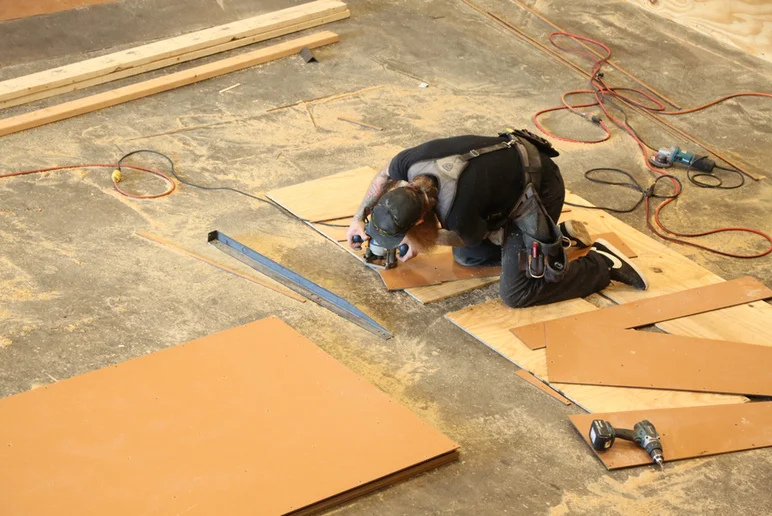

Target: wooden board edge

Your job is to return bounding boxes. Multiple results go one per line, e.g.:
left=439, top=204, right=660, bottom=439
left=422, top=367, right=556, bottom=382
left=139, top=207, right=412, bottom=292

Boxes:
left=516, top=369, right=571, bottom=405
left=290, top=449, right=460, bottom=515
left=405, top=276, right=500, bottom=304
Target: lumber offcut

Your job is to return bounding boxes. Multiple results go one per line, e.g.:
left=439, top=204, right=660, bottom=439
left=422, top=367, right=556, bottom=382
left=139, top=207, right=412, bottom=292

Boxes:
left=0, top=317, right=459, bottom=514
left=0, top=1, right=349, bottom=107
left=0, top=32, right=340, bottom=137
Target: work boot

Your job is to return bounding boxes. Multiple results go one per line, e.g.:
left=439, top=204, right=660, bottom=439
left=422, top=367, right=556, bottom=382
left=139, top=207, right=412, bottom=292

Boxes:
left=590, top=238, right=649, bottom=290
left=559, top=220, right=592, bottom=248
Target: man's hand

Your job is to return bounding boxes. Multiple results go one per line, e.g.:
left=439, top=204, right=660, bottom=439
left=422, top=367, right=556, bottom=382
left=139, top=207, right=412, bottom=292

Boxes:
left=347, top=219, right=368, bottom=250
left=397, top=235, right=419, bottom=263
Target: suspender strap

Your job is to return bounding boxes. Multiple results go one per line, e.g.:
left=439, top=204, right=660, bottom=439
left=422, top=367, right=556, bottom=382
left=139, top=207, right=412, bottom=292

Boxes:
left=459, top=141, right=513, bottom=161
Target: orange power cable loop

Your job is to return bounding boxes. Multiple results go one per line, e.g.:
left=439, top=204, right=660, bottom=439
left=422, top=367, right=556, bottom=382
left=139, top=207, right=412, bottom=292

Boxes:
left=533, top=31, right=772, bottom=259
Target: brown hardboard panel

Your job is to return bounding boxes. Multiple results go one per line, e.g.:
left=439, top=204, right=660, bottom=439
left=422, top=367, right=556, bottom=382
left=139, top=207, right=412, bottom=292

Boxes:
left=378, top=250, right=501, bottom=290
left=515, top=370, right=571, bottom=405
left=266, top=167, right=377, bottom=222
left=0, top=317, right=459, bottom=515
left=569, top=402, right=772, bottom=469
left=563, top=192, right=772, bottom=347
left=546, top=322, right=772, bottom=396
left=513, top=276, right=772, bottom=350
left=444, top=299, right=745, bottom=413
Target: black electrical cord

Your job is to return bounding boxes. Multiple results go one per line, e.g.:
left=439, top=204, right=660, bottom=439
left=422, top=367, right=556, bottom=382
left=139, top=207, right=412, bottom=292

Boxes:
left=564, top=167, right=681, bottom=213
left=117, top=150, right=350, bottom=227
left=685, top=156, right=745, bottom=190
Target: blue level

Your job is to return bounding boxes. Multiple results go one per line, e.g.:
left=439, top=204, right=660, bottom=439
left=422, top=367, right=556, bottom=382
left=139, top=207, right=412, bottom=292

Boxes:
left=208, top=231, right=392, bottom=340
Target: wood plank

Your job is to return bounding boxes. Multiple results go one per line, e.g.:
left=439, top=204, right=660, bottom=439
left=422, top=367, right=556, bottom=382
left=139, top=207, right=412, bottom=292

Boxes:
left=624, top=0, right=772, bottom=64
left=546, top=323, right=772, bottom=396
left=0, top=0, right=117, bottom=21
left=513, top=277, right=772, bottom=350
left=0, top=32, right=340, bottom=137
left=0, top=1, right=348, bottom=103
left=515, top=369, right=571, bottom=405
left=444, top=299, right=745, bottom=413
left=566, top=232, right=636, bottom=260
left=135, top=232, right=307, bottom=303
left=378, top=249, right=501, bottom=290
left=0, top=10, right=351, bottom=110
left=267, top=167, right=376, bottom=222
left=0, top=317, right=459, bottom=514
left=563, top=192, right=772, bottom=347
left=569, top=402, right=772, bottom=469
left=405, top=276, right=500, bottom=304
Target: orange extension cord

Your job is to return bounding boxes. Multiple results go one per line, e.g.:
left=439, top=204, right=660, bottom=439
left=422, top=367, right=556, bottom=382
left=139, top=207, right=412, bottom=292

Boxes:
left=533, top=31, right=772, bottom=259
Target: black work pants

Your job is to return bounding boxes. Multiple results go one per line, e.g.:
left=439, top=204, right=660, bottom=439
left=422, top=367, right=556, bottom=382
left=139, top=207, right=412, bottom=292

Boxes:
left=453, top=160, right=610, bottom=308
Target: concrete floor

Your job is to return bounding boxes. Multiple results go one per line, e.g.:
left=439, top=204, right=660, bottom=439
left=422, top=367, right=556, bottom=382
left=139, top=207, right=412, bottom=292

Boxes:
left=1, top=0, right=772, bottom=514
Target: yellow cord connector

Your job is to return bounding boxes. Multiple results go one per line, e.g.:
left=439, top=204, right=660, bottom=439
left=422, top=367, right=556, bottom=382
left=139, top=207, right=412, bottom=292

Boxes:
left=111, top=169, right=122, bottom=183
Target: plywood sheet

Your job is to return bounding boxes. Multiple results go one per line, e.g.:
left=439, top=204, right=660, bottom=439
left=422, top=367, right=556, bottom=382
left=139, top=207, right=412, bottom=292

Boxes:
left=570, top=402, right=772, bottom=469
left=0, top=0, right=117, bottom=21
left=406, top=276, right=500, bottom=304
left=444, top=299, right=744, bottom=413
left=566, top=232, right=636, bottom=260
left=266, top=167, right=377, bottom=222
left=513, top=276, right=772, bottom=350
left=0, top=317, right=459, bottom=515
left=515, top=369, right=571, bottom=405
left=624, top=0, right=772, bottom=64
left=546, top=323, right=772, bottom=396
left=563, top=193, right=772, bottom=347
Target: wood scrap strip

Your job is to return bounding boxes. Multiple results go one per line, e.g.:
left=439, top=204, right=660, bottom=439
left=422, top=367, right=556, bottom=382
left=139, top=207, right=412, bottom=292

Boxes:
left=135, top=232, right=306, bottom=302
left=515, top=369, right=571, bottom=405
left=0, top=1, right=348, bottom=104
left=0, top=0, right=117, bottom=22
left=546, top=322, right=772, bottom=396
left=0, top=32, right=340, bottom=137
left=405, top=276, right=500, bottom=304
left=337, top=116, right=383, bottom=131
left=513, top=276, right=772, bottom=350
left=569, top=402, right=772, bottom=469
left=444, top=299, right=746, bottom=413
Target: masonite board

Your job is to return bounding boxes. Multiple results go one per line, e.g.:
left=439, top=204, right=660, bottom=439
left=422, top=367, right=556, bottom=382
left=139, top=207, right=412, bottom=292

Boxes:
left=0, top=1, right=349, bottom=103
left=624, top=0, right=772, bottom=64
left=444, top=299, right=745, bottom=413
left=513, top=276, right=772, bottom=350
left=515, top=369, right=571, bottom=405
left=0, top=32, right=340, bottom=137
left=0, top=11, right=351, bottom=110
left=267, top=167, right=377, bottom=223
left=546, top=322, right=772, bottom=396
left=378, top=249, right=501, bottom=290
left=569, top=402, right=772, bottom=469
left=0, top=0, right=117, bottom=21
left=562, top=192, right=772, bottom=347
left=0, top=317, right=459, bottom=515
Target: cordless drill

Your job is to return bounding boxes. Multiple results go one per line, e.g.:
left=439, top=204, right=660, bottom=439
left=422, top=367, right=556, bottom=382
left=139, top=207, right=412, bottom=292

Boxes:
left=352, top=235, right=409, bottom=270
left=589, top=419, right=664, bottom=468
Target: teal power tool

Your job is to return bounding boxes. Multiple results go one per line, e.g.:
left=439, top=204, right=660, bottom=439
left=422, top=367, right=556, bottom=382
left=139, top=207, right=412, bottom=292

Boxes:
left=589, top=419, right=665, bottom=469
left=352, top=235, right=409, bottom=270
left=649, top=146, right=715, bottom=172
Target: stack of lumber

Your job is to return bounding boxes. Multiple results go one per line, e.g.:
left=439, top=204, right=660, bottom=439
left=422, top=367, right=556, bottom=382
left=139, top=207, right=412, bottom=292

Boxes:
left=0, top=1, right=349, bottom=137
left=0, top=317, right=459, bottom=513
left=445, top=191, right=772, bottom=468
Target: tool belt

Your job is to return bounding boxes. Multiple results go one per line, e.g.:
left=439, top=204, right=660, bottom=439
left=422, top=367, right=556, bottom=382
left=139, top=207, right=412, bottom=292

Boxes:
left=511, top=183, right=568, bottom=283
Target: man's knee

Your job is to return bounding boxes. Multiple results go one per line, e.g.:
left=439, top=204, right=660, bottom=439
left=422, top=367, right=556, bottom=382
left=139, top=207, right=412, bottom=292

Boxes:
left=500, top=284, right=536, bottom=309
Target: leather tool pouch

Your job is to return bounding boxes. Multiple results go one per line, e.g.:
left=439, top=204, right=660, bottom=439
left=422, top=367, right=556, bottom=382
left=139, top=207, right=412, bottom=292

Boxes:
left=511, top=183, right=567, bottom=283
